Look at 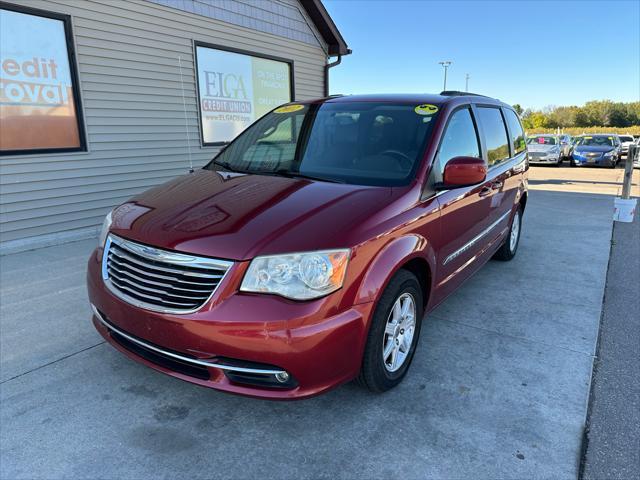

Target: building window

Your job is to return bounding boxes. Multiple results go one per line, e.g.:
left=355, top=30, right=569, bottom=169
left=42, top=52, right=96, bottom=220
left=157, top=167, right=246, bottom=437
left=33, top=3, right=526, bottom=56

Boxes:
left=194, top=42, right=293, bottom=146
left=0, top=4, right=86, bottom=155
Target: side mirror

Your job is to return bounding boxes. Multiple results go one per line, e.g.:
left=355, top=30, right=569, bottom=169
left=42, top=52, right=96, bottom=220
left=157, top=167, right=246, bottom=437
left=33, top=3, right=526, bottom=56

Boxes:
left=442, top=156, right=487, bottom=188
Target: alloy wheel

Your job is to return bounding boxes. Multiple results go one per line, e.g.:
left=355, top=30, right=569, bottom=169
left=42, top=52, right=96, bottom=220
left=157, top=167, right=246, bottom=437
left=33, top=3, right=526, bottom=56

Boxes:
left=382, top=293, right=416, bottom=372
left=509, top=210, right=521, bottom=253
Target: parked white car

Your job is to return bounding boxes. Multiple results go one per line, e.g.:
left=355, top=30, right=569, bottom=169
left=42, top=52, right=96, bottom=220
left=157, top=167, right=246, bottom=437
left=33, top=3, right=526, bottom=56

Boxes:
left=618, top=135, right=635, bottom=159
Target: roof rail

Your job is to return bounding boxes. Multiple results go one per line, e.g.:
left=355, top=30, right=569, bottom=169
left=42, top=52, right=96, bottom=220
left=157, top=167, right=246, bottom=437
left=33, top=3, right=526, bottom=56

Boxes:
left=440, top=90, right=490, bottom=98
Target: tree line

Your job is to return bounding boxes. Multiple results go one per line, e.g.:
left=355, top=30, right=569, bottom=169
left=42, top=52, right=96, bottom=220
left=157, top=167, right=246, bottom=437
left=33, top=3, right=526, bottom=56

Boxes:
left=512, top=100, right=640, bottom=130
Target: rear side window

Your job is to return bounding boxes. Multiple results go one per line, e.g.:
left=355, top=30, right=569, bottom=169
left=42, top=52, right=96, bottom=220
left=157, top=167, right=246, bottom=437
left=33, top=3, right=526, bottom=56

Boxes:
left=433, top=107, right=480, bottom=183
left=504, top=109, right=526, bottom=155
left=477, top=107, right=510, bottom=167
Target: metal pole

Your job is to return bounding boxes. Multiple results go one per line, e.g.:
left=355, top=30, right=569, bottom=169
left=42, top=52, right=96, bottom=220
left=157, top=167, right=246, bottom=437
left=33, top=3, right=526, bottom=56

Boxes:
left=465, top=73, right=470, bottom=91
left=622, top=145, right=636, bottom=199
left=438, top=61, right=452, bottom=91
left=443, top=65, right=448, bottom=91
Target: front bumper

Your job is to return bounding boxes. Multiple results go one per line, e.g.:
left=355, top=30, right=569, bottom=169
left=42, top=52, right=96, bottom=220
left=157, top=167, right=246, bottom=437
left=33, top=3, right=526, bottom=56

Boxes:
left=528, top=155, right=561, bottom=165
left=572, top=154, right=616, bottom=167
left=87, top=248, right=374, bottom=399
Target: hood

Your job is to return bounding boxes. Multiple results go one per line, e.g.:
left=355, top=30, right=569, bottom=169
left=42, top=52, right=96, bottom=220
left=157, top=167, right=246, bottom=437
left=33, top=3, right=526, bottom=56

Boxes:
left=109, top=169, right=393, bottom=261
left=574, top=145, right=614, bottom=153
left=527, top=144, right=558, bottom=153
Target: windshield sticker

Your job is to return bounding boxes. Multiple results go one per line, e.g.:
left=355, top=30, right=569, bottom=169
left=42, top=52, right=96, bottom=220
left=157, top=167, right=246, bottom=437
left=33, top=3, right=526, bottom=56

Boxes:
left=415, top=104, right=438, bottom=116
left=274, top=104, right=305, bottom=114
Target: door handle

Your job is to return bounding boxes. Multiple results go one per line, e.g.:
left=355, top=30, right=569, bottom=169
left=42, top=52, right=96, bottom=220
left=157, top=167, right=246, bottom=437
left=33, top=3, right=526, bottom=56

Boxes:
left=479, top=186, right=492, bottom=197
left=491, top=181, right=503, bottom=190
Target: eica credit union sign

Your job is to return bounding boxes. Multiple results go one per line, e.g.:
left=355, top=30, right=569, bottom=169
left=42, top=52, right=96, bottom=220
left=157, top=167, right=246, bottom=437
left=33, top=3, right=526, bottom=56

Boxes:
left=195, top=44, right=292, bottom=145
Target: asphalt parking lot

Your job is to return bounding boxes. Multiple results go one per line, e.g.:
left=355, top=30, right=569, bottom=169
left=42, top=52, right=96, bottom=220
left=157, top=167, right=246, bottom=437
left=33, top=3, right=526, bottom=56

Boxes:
left=0, top=166, right=633, bottom=479
left=528, top=161, right=640, bottom=197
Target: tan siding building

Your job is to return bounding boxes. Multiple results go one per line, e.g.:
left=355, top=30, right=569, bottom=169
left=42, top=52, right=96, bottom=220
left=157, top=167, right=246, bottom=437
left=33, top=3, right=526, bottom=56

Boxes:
left=0, top=0, right=348, bottom=253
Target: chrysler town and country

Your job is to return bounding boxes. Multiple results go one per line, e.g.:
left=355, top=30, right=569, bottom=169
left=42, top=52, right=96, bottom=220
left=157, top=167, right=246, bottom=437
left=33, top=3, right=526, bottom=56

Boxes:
left=87, top=92, right=529, bottom=399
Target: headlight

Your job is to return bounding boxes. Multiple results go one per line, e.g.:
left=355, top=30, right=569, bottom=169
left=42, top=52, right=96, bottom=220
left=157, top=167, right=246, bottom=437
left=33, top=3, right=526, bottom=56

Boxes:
left=604, top=151, right=614, bottom=157
left=240, top=249, right=350, bottom=300
left=98, top=210, right=113, bottom=247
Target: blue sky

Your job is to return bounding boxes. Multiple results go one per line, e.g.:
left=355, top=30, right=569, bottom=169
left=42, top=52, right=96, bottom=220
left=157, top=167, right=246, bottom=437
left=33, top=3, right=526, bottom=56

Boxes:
left=324, top=0, right=640, bottom=110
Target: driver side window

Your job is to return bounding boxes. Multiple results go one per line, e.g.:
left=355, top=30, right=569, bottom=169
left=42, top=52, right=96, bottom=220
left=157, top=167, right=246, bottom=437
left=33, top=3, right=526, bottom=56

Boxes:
left=434, top=107, right=481, bottom=183
left=240, top=115, right=301, bottom=170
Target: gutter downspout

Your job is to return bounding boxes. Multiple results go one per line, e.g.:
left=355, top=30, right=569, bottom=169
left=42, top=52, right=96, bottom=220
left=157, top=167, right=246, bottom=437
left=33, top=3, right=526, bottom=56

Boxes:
left=324, top=54, right=344, bottom=97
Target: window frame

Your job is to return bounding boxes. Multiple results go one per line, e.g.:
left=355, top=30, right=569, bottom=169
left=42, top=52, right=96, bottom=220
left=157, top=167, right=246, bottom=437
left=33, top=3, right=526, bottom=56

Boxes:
left=422, top=104, right=482, bottom=198
left=473, top=104, right=512, bottom=168
left=433, top=104, right=483, bottom=175
left=0, top=1, right=87, bottom=156
left=193, top=40, right=295, bottom=148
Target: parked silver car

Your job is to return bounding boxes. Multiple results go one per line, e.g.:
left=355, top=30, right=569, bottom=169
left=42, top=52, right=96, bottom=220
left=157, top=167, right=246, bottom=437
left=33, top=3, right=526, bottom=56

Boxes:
left=526, top=134, right=562, bottom=166
left=559, top=134, right=574, bottom=159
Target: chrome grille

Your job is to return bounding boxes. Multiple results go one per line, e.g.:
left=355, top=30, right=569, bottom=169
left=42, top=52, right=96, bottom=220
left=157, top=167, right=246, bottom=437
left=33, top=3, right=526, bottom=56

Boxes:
left=102, top=235, right=232, bottom=313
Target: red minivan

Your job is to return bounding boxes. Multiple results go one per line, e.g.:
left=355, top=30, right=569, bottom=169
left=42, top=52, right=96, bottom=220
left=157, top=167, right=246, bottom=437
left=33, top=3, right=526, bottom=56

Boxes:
left=87, top=92, right=528, bottom=399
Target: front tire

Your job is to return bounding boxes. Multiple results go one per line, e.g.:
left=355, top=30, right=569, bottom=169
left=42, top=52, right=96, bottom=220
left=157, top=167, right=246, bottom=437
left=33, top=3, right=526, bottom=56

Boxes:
left=357, top=270, right=424, bottom=393
left=493, top=206, right=522, bottom=261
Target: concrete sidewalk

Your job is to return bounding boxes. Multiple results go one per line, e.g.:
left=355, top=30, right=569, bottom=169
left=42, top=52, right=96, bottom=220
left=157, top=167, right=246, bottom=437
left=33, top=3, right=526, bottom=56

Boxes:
left=581, top=210, right=640, bottom=479
left=0, top=190, right=613, bottom=479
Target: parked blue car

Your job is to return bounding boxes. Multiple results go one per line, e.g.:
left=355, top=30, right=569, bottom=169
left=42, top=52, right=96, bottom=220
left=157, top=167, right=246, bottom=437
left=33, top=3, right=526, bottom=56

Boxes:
left=572, top=135, right=621, bottom=168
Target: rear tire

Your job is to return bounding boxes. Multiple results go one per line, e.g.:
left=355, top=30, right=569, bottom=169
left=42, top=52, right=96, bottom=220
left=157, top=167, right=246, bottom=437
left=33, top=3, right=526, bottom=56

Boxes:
left=356, top=270, right=424, bottom=393
left=493, top=206, right=522, bottom=261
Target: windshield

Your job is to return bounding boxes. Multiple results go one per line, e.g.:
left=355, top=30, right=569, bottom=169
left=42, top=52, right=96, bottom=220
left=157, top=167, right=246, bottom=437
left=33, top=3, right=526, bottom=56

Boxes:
left=619, top=136, right=634, bottom=142
left=575, top=136, right=614, bottom=147
left=204, top=102, right=439, bottom=186
left=526, top=136, right=557, bottom=145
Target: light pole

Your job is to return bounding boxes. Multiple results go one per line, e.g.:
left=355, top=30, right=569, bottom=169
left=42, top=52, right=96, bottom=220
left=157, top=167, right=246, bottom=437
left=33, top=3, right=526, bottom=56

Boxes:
left=465, top=73, right=470, bottom=92
left=438, top=61, right=452, bottom=91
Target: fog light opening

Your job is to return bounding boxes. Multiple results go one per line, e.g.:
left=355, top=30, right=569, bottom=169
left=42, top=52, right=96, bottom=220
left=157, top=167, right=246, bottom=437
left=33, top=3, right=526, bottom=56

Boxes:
left=275, top=371, right=290, bottom=383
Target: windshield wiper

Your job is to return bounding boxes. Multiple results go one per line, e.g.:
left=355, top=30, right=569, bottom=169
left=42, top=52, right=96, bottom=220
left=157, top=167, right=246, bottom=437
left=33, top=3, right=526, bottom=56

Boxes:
left=212, top=162, right=344, bottom=183
left=269, top=169, right=345, bottom=184
left=212, top=159, right=246, bottom=174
